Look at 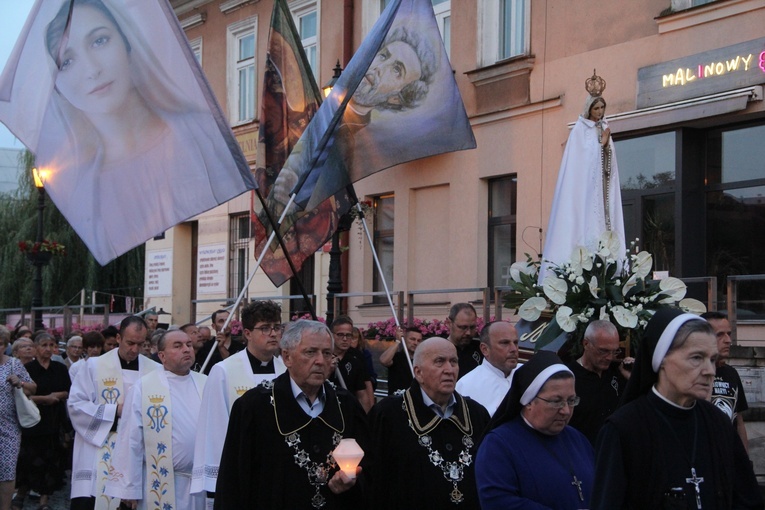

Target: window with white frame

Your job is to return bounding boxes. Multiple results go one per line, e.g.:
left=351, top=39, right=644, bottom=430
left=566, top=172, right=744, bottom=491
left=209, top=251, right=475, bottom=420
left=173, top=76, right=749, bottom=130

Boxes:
left=227, top=17, right=257, bottom=125
left=290, top=1, right=319, bottom=81
left=370, top=0, right=450, bottom=57
left=189, top=37, right=202, bottom=65
left=480, top=0, right=529, bottom=67
left=432, top=0, right=451, bottom=59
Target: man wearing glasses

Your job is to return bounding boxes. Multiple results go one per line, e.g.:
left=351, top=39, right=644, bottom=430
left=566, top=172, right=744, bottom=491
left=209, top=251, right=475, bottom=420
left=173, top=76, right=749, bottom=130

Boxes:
left=565, top=320, right=633, bottom=444
left=330, top=316, right=375, bottom=413
left=445, top=303, right=483, bottom=379
left=191, top=301, right=287, bottom=505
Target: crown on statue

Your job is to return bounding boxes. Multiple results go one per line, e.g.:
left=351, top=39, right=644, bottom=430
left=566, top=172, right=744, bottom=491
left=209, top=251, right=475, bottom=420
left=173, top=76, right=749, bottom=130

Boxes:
left=585, top=69, right=606, bottom=97
left=148, top=395, right=165, bottom=404
left=102, top=378, right=118, bottom=387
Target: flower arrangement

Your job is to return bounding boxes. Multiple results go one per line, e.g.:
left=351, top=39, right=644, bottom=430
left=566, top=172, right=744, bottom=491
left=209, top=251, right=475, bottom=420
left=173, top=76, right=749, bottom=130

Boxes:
left=347, top=200, right=374, bottom=222
left=18, top=239, right=66, bottom=256
left=503, top=231, right=706, bottom=352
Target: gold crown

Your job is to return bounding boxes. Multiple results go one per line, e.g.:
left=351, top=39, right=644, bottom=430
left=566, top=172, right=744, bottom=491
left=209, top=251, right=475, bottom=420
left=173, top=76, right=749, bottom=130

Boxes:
left=585, top=69, right=606, bottom=97
left=235, top=386, right=251, bottom=396
left=148, top=395, right=165, bottom=404
left=102, top=378, right=118, bottom=387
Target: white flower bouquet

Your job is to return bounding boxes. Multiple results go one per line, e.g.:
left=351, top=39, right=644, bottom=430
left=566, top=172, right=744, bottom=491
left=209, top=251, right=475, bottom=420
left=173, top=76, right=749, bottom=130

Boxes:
left=503, top=232, right=706, bottom=351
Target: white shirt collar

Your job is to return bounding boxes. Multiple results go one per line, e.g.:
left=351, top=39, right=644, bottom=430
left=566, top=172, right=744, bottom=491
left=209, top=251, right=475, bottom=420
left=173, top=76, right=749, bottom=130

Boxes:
left=290, top=376, right=326, bottom=418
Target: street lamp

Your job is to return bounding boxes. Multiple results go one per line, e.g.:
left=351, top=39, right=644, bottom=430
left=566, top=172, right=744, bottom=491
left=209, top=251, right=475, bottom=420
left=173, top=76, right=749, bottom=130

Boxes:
left=322, top=60, right=343, bottom=97
left=31, top=167, right=48, bottom=330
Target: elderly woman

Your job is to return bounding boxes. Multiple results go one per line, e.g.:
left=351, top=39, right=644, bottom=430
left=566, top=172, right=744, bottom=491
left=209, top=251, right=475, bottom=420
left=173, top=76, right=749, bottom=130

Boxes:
left=11, top=339, right=35, bottom=366
left=14, top=332, right=71, bottom=510
left=476, top=351, right=594, bottom=509
left=592, top=308, right=762, bottom=509
left=64, top=335, right=83, bottom=369
left=0, top=326, right=35, bottom=510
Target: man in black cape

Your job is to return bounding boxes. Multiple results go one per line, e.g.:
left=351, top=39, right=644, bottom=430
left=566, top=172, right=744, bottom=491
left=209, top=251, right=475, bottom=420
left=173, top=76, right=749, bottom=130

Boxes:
left=214, top=320, right=369, bottom=510
left=366, top=337, right=490, bottom=509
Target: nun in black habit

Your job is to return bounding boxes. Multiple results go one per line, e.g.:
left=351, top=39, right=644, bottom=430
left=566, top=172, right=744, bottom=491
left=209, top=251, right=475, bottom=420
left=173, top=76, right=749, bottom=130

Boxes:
left=591, top=307, right=763, bottom=510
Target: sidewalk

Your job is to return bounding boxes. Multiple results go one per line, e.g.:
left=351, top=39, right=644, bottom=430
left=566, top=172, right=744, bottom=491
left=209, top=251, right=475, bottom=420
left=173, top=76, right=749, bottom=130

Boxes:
left=13, top=472, right=70, bottom=510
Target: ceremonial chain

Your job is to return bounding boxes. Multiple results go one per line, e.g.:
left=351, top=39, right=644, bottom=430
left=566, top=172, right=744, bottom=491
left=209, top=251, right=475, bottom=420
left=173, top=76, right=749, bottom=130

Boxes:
left=403, top=391, right=475, bottom=504
left=270, top=380, right=346, bottom=510
left=416, top=433, right=474, bottom=504
left=284, top=430, right=342, bottom=509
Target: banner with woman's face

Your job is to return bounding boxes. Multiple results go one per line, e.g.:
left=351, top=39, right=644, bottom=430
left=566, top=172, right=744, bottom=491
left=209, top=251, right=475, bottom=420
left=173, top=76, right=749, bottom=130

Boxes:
left=0, top=0, right=256, bottom=264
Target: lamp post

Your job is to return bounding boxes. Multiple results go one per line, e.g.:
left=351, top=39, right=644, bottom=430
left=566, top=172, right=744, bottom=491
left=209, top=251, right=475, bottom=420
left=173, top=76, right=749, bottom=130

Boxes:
left=31, top=168, right=48, bottom=330
left=323, top=59, right=349, bottom=325
left=322, top=60, right=343, bottom=97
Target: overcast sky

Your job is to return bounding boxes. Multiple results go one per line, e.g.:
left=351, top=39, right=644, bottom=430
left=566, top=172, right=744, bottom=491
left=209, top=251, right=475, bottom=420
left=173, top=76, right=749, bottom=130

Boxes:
left=0, top=1, right=36, bottom=150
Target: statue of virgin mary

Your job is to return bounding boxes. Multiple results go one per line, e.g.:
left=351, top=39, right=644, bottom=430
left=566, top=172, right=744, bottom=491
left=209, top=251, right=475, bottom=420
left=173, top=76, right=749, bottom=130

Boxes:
left=539, top=71, right=626, bottom=283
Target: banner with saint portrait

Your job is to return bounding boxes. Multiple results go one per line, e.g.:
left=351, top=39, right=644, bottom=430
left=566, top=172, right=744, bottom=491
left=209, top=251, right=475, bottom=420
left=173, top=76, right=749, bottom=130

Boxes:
left=266, top=0, right=476, bottom=217
left=0, top=0, right=256, bottom=265
left=251, top=0, right=352, bottom=287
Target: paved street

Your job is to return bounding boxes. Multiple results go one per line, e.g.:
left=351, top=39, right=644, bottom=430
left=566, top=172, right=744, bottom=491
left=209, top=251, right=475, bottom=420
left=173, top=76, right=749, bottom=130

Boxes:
left=14, top=472, right=70, bottom=510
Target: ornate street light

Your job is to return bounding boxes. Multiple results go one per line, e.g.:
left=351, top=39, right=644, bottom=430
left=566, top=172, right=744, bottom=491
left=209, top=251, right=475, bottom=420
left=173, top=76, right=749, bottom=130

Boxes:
left=322, top=60, right=343, bottom=98
left=31, top=167, right=49, bottom=330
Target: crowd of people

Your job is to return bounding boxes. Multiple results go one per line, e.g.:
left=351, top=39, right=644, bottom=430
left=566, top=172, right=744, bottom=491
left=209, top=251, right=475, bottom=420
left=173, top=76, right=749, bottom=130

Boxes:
left=0, top=302, right=761, bottom=510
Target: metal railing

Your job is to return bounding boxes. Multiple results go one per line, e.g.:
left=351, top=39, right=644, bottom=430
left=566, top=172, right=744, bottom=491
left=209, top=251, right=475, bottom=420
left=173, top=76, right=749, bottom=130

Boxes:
left=727, top=275, right=765, bottom=344
left=679, top=276, right=718, bottom=312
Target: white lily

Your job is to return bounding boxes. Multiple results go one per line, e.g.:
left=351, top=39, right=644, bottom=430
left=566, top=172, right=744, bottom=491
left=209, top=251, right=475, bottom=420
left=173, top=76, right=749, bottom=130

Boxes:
left=556, top=306, right=578, bottom=332
left=631, top=251, right=653, bottom=280
left=612, top=305, right=638, bottom=328
left=518, top=297, right=548, bottom=322
left=597, top=231, right=621, bottom=259
left=510, top=261, right=536, bottom=283
left=679, top=298, right=707, bottom=315
left=658, top=277, right=687, bottom=303
left=569, top=247, right=593, bottom=275
left=588, top=276, right=600, bottom=299
left=543, top=276, right=568, bottom=305
left=599, top=307, right=609, bottom=321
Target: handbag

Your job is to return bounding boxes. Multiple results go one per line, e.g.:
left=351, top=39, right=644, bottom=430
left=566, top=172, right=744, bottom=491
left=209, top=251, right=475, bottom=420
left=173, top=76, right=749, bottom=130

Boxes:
left=13, top=386, right=41, bottom=428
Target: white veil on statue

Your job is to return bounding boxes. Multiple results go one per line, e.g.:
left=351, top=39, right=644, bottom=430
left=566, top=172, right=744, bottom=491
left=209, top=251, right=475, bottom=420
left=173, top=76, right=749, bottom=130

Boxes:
left=539, top=70, right=626, bottom=283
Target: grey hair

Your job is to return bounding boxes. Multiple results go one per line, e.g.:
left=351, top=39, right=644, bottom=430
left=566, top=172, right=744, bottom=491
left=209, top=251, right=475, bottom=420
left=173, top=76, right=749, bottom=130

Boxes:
left=67, top=335, right=83, bottom=347
left=280, top=320, right=333, bottom=351
left=0, top=326, right=10, bottom=346
left=12, top=338, right=34, bottom=355
left=33, top=331, right=56, bottom=345
left=584, top=320, right=618, bottom=343
left=667, top=320, right=715, bottom=354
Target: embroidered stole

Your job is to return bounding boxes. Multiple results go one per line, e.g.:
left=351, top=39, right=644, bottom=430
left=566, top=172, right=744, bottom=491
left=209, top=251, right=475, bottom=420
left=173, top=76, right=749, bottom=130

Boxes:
left=141, top=371, right=205, bottom=510
left=94, top=353, right=126, bottom=510
left=225, top=352, right=286, bottom=412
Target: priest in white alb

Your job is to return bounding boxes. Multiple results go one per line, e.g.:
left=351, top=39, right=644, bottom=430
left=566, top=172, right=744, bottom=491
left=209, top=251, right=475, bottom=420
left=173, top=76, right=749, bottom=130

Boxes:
left=456, top=321, right=521, bottom=416
left=106, top=329, right=206, bottom=510
left=68, top=316, right=162, bottom=510
left=191, top=301, right=287, bottom=503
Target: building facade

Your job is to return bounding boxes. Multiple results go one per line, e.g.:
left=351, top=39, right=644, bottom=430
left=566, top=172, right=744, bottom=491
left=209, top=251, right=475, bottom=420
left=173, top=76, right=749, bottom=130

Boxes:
left=148, top=0, right=765, bottom=334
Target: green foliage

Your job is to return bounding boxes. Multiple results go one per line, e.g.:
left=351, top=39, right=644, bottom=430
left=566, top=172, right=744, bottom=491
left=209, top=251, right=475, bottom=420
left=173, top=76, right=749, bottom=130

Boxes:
left=0, top=151, right=144, bottom=310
